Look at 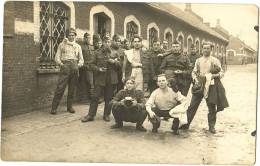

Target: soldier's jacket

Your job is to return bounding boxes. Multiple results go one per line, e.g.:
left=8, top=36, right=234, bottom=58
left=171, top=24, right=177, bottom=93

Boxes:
left=188, top=53, right=200, bottom=70
left=90, top=46, right=121, bottom=86
left=147, top=48, right=165, bottom=79
left=160, top=53, right=190, bottom=85
left=110, top=89, right=146, bottom=108
left=81, top=43, right=94, bottom=69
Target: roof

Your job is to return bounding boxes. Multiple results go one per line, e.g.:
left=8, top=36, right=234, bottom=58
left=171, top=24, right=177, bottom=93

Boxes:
left=243, top=44, right=256, bottom=53
left=147, top=3, right=229, bottom=42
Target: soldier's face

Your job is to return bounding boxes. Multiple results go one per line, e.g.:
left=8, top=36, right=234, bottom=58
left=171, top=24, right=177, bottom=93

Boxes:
left=68, top=33, right=76, bottom=42
left=172, top=44, right=181, bottom=54
left=96, top=41, right=102, bottom=48
left=162, top=42, right=168, bottom=49
left=191, top=48, right=196, bottom=54
left=157, top=76, right=168, bottom=89
left=125, top=41, right=130, bottom=47
left=103, top=39, right=111, bottom=47
left=125, top=80, right=135, bottom=90
left=84, top=37, right=90, bottom=43
left=115, top=39, right=121, bottom=47
left=202, top=44, right=211, bottom=57
left=153, top=42, right=160, bottom=51
left=133, top=38, right=141, bottom=49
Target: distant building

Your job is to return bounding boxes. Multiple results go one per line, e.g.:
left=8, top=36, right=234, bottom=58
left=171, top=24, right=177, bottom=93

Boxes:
left=3, top=2, right=228, bottom=117
left=227, top=35, right=257, bottom=65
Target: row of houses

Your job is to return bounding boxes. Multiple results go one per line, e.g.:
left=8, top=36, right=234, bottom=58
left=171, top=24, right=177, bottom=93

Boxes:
left=226, top=35, right=257, bottom=65
left=3, top=2, right=229, bottom=117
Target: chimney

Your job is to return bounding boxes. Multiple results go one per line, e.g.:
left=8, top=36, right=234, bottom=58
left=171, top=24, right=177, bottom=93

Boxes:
left=216, top=19, right=220, bottom=26
left=185, top=3, right=192, bottom=12
left=204, top=22, right=210, bottom=27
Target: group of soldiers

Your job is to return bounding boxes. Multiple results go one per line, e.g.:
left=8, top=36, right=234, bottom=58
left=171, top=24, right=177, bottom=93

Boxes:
left=50, top=27, right=228, bottom=135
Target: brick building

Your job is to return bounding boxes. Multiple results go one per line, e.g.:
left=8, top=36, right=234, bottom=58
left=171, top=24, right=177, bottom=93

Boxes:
left=226, top=35, right=257, bottom=65
left=2, top=1, right=229, bottom=117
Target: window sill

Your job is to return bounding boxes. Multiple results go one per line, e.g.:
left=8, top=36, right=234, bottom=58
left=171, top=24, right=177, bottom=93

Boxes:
left=37, top=68, right=60, bottom=74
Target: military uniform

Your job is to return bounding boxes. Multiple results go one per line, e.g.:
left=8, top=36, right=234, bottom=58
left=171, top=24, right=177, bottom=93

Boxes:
left=110, top=89, right=147, bottom=128
left=80, top=43, right=95, bottom=96
left=160, top=53, right=190, bottom=96
left=148, top=48, right=165, bottom=93
left=85, top=46, right=121, bottom=120
left=185, top=52, right=200, bottom=95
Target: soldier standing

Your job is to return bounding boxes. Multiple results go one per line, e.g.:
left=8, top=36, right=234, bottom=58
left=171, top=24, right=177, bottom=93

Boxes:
left=112, top=34, right=125, bottom=92
left=148, top=40, right=165, bottom=93
left=160, top=41, right=190, bottom=96
left=122, top=35, right=149, bottom=91
left=50, top=28, right=84, bottom=114
left=80, top=32, right=95, bottom=98
left=180, top=42, right=228, bottom=134
left=81, top=36, right=121, bottom=122
left=185, top=44, right=200, bottom=95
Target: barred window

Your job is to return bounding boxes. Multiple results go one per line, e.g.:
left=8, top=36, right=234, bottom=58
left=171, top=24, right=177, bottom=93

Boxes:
left=39, top=2, right=69, bottom=69
left=149, top=27, right=158, bottom=48
left=126, top=21, right=138, bottom=43
left=187, top=38, right=193, bottom=54
left=165, top=32, right=172, bottom=49
left=177, top=35, right=184, bottom=50
left=195, top=40, right=200, bottom=54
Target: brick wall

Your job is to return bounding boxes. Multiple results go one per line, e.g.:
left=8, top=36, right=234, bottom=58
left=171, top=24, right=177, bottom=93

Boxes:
left=2, top=1, right=228, bottom=117
left=14, top=1, right=34, bottom=21
left=2, top=34, right=37, bottom=117
left=75, top=2, right=227, bottom=49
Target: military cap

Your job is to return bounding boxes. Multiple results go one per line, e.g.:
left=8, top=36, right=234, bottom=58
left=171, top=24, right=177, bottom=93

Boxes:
left=83, top=32, right=90, bottom=38
left=66, top=28, right=77, bottom=36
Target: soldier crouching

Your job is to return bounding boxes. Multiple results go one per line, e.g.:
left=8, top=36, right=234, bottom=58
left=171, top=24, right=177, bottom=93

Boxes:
left=110, top=78, right=148, bottom=132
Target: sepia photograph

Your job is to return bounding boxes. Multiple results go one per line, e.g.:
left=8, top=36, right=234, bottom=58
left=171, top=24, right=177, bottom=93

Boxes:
left=0, top=0, right=259, bottom=165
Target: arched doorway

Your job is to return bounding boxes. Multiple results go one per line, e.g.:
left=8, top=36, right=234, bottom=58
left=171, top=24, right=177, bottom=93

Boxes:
left=165, top=32, right=173, bottom=49
left=187, top=36, right=193, bottom=54
left=93, top=12, right=111, bottom=39
left=177, top=35, right=184, bottom=50
left=126, top=21, right=138, bottom=43
left=148, top=27, right=158, bottom=48
left=195, top=39, right=200, bottom=54
left=90, top=5, right=115, bottom=43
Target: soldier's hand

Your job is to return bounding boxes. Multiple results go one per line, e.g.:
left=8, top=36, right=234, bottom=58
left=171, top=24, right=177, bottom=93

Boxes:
left=149, top=111, right=156, bottom=118
left=107, top=59, right=115, bottom=64
left=132, top=100, right=137, bottom=106
left=120, top=99, right=126, bottom=105
left=99, top=67, right=107, bottom=72
left=78, top=63, right=83, bottom=68
left=122, top=75, right=126, bottom=82
left=132, top=62, right=142, bottom=67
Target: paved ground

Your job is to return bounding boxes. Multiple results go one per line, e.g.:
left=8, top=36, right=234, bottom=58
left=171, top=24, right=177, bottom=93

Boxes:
left=1, top=64, right=257, bottom=164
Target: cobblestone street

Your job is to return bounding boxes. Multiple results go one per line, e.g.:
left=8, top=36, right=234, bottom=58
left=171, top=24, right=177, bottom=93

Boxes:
left=1, top=64, right=257, bottom=164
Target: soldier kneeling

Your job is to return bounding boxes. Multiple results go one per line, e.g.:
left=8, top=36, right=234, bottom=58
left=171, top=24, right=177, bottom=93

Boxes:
left=110, top=78, right=148, bottom=132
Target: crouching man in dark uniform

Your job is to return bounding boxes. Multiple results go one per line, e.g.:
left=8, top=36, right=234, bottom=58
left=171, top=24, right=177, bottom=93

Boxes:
left=110, top=78, right=147, bottom=132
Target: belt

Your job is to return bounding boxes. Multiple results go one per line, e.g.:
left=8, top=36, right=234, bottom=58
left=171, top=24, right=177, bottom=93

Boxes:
left=132, top=66, right=142, bottom=68
left=62, top=59, right=78, bottom=64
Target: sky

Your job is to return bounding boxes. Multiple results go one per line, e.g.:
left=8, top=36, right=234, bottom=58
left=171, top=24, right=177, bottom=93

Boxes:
left=172, top=3, right=259, bottom=50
